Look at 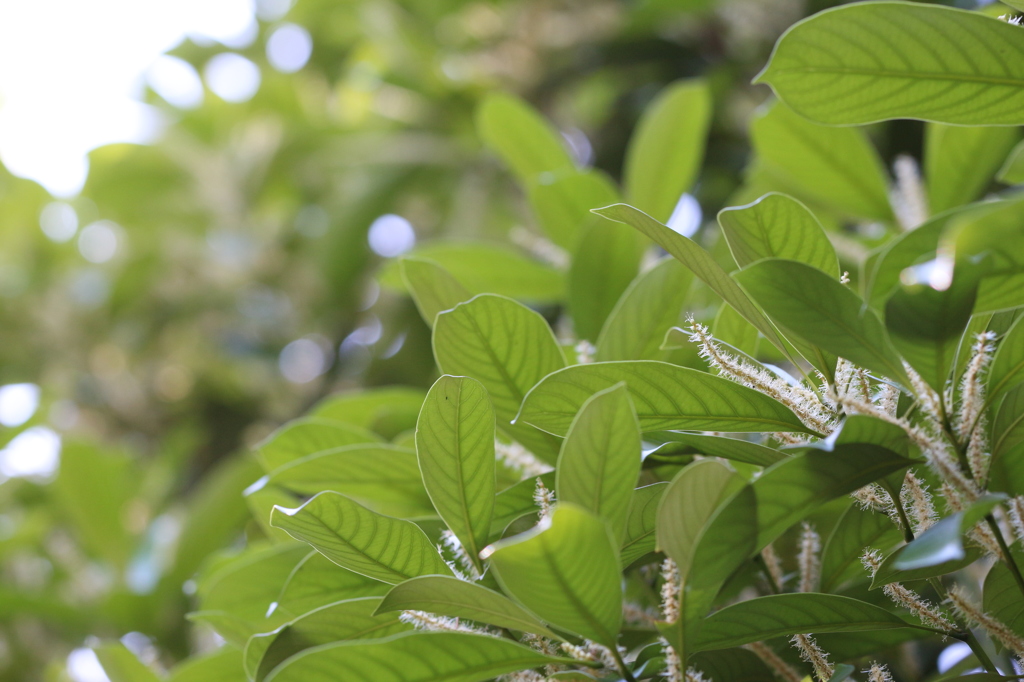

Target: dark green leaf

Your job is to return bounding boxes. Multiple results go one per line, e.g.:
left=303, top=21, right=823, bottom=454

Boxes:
left=821, top=504, right=902, bottom=592
left=871, top=547, right=981, bottom=589
left=984, top=549, right=1024, bottom=642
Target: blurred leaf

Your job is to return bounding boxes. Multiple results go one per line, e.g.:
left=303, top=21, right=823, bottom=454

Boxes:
left=94, top=643, right=160, bottom=682
left=416, top=375, right=495, bottom=568
left=274, top=552, right=389, bottom=620
left=624, top=79, right=711, bottom=223
left=528, top=169, right=619, bottom=250
left=710, top=303, right=761, bottom=358
left=311, top=388, right=425, bottom=441
left=270, top=492, right=453, bottom=584
left=925, top=124, right=1020, bottom=214
left=756, top=3, right=1024, bottom=125
left=689, top=648, right=776, bottom=682
left=999, top=140, right=1024, bottom=184
left=991, top=386, right=1024, bottom=496
left=568, top=217, right=645, bottom=341
left=258, top=418, right=381, bottom=471
left=487, top=503, right=622, bottom=646
left=620, top=482, right=667, bottom=567
left=167, top=648, right=247, bottom=682
left=399, top=257, right=472, bottom=327
left=989, top=314, right=1024, bottom=405
left=477, top=92, right=575, bottom=183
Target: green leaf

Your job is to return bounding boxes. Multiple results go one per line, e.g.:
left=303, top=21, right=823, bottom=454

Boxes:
left=555, top=383, right=642, bottom=541
left=718, top=192, right=839, bottom=277
left=711, top=303, right=761, bottom=358
left=527, top=169, right=619, bottom=250
left=375, top=575, right=561, bottom=639
left=991, top=386, right=1024, bottom=496
left=485, top=503, right=622, bottom=646
left=310, top=387, right=425, bottom=440
left=620, top=483, right=667, bottom=567
left=568, top=217, right=645, bottom=341
left=624, top=79, right=711, bottom=223
left=416, top=375, right=496, bottom=570
left=167, top=649, right=247, bottom=682
left=592, top=203, right=793, bottom=359
left=271, top=492, right=453, bottom=584
left=925, top=124, right=1020, bottom=214
left=477, top=92, right=575, bottom=183
left=989, top=314, right=1024, bottom=405
left=434, top=294, right=565, bottom=463
left=871, top=547, right=981, bottom=590
left=999, top=139, right=1024, bottom=185
left=688, top=648, right=776, bottom=682
left=735, top=258, right=909, bottom=384
left=265, top=444, right=433, bottom=517
left=245, top=597, right=410, bottom=682
left=755, top=2, right=1024, bottom=125
left=94, top=643, right=161, bottom=682
left=892, top=494, right=1006, bottom=571
left=490, top=473, right=554, bottom=537
left=657, top=460, right=745, bottom=580
left=516, top=361, right=815, bottom=437
left=595, top=257, right=694, bottom=361
left=258, top=418, right=381, bottom=471
left=821, top=504, right=902, bottom=592
left=649, top=432, right=789, bottom=467
left=263, top=631, right=569, bottom=682
left=275, top=552, right=390, bottom=620
left=749, top=102, right=892, bottom=221
left=399, top=257, right=472, bottom=327
left=694, top=593, right=914, bottom=652
left=984, top=548, right=1024, bottom=642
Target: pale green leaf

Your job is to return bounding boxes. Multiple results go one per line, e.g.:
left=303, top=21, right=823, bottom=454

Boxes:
left=892, top=494, right=1005, bottom=571
left=926, top=124, right=1020, bottom=214
left=620, top=483, right=667, bottom=567
left=568, top=217, right=645, bottom=341
left=477, top=92, right=576, bottom=183
left=485, top=503, right=622, bottom=647
left=999, top=139, right=1024, bottom=184
left=399, top=257, right=472, bottom=327
left=271, top=492, right=453, bottom=584
left=310, top=387, right=425, bottom=440
left=416, top=375, right=496, bottom=569
left=275, top=552, right=390, bottom=620
left=624, top=79, right=711, bottom=223
left=527, top=169, right=619, bottom=250
left=167, top=649, right=247, bottom=682
left=989, top=314, right=1024, bottom=405
left=258, top=418, right=381, bottom=471
left=756, top=2, right=1024, bottom=125
left=491, top=473, right=555, bottom=537
left=94, top=643, right=161, bottom=682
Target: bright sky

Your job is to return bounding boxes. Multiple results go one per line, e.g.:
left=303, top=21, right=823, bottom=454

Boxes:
left=0, top=0, right=293, bottom=196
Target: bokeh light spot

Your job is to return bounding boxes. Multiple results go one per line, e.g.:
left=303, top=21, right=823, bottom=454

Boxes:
left=367, top=214, right=415, bottom=257
left=204, top=53, right=261, bottom=102
left=40, top=202, right=79, bottom=242
left=267, top=24, right=312, bottom=73
left=0, top=383, right=40, bottom=427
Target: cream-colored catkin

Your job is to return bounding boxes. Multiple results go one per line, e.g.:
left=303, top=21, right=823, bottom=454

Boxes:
left=399, top=610, right=498, bottom=637
left=1009, top=496, right=1024, bottom=543
left=533, top=478, right=555, bottom=522
left=791, top=634, right=834, bottom=682
left=761, top=543, right=786, bottom=590
left=901, top=471, right=937, bottom=534
left=862, top=549, right=955, bottom=632
left=623, top=602, right=659, bottom=626
left=867, top=662, right=895, bottom=682
left=957, top=332, right=997, bottom=443
left=744, top=642, right=803, bottom=682
left=875, top=383, right=900, bottom=417
left=661, top=558, right=680, bottom=624
left=949, top=585, right=1024, bottom=656
left=495, top=440, right=551, bottom=478
left=685, top=668, right=711, bottom=682
left=663, top=638, right=683, bottom=682
left=798, top=523, right=821, bottom=593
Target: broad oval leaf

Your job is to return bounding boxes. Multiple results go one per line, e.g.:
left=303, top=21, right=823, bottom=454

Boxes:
left=555, top=383, right=641, bottom=541
left=95, top=643, right=162, bottom=682
left=694, top=593, right=914, bottom=652
left=517, top=361, right=815, bottom=437
left=871, top=547, right=981, bottom=590
left=263, top=631, right=568, bottom=682
left=375, top=575, right=560, bottom=640
left=485, top=503, right=623, bottom=647
left=756, top=3, right=1024, bottom=125
left=399, top=257, right=472, bottom=327
left=270, top=492, right=453, bottom=584
left=624, top=79, right=711, bottom=223
left=718, top=192, right=838, bottom=276
left=416, top=375, right=496, bottom=570
left=258, top=418, right=381, bottom=471
left=620, top=483, right=667, bottom=568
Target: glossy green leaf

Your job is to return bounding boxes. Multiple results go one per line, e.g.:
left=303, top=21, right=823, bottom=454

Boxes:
left=756, top=2, right=1024, bottom=125
left=624, top=79, right=711, bottom=223
left=657, top=460, right=745, bottom=580
left=528, top=169, right=619, bottom=250
left=989, top=314, right=1024, bottom=405
left=568, top=216, right=645, bottom=341
left=485, top=503, right=622, bottom=646
left=516, top=361, right=815, bottom=437
left=375, top=575, right=560, bottom=639
left=275, top=552, right=390, bottom=619
left=749, top=102, right=892, bottom=221
left=620, top=482, right=667, bottom=567
left=871, top=547, right=981, bottom=590
left=595, top=257, right=694, bottom=362
left=434, top=294, right=565, bottom=462
left=592, top=203, right=792, bottom=358
left=821, top=504, right=902, bottom=592
left=555, top=383, right=641, bottom=541
left=999, top=139, right=1024, bottom=184
left=258, top=418, right=381, bottom=471
left=694, top=593, right=913, bottom=652
left=263, top=631, right=569, bottom=682
left=925, top=124, right=1020, bottom=214
left=650, top=432, right=788, bottom=467
left=271, top=492, right=453, bottom=584
left=735, top=258, right=909, bottom=384
left=477, top=92, right=575, bottom=183
left=95, top=643, right=161, bottom=682
left=892, top=494, right=1006, bottom=571
left=399, top=257, right=472, bottom=327
left=719, top=192, right=838, bottom=276
left=246, top=597, right=410, bottom=682
left=416, top=375, right=495, bottom=569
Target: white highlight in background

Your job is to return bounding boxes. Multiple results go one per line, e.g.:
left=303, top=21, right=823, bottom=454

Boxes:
left=267, top=24, right=312, bottom=73
left=205, top=53, right=261, bottom=102
left=0, top=426, right=61, bottom=480
left=666, top=193, right=703, bottom=238
left=367, top=214, right=416, bottom=257
left=146, top=56, right=204, bottom=109
left=0, top=383, right=40, bottom=427
left=40, top=202, right=79, bottom=242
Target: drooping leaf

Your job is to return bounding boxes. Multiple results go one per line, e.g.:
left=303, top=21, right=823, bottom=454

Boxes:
left=821, top=504, right=902, bottom=592
left=258, top=418, right=381, bottom=471
left=434, top=294, right=565, bottom=462
left=245, top=597, right=410, bottom=682
left=649, top=432, right=789, bottom=468
left=624, top=79, right=711, bottom=223
left=555, top=383, right=641, bottom=541
left=271, top=492, right=453, bottom=584
left=595, top=257, right=694, bottom=362
left=735, top=258, right=909, bottom=384
left=892, top=494, right=1006, bottom=571
left=568, top=216, right=645, bottom=341
left=375, top=575, right=561, bottom=639
left=755, top=2, right=1024, bottom=125
left=1000, top=139, right=1024, bottom=184
left=592, top=203, right=792, bottom=359
left=989, top=314, right=1024, bottom=406
left=748, top=102, right=892, bottom=221
left=262, top=631, right=570, bottom=682
left=94, top=643, right=161, bottom=682
left=925, top=124, right=1020, bottom=214
left=485, top=503, right=622, bottom=647
left=620, top=483, right=667, bottom=568
left=694, top=593, right=915, bottom=652
left=528, top=169, right=619, bottom=250
left=718, top=192, right=839, bottom=277
left=416, top=375, right=495, bottom=570
left=477, top=92, right=576, bottom=183
left=399, top=257, right=472, bottom=327
left=275, top=552, right=390, bottom=620
left=516, top=361, right=815, bottom=437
